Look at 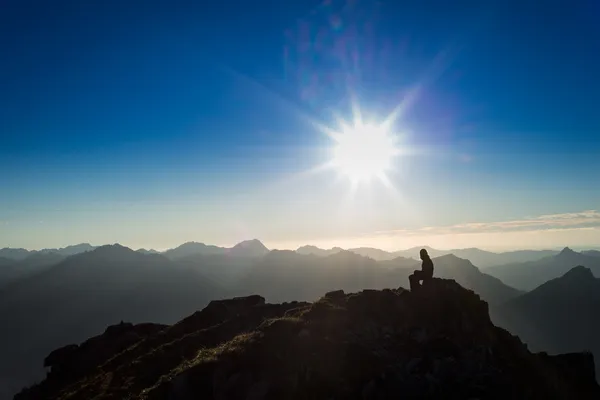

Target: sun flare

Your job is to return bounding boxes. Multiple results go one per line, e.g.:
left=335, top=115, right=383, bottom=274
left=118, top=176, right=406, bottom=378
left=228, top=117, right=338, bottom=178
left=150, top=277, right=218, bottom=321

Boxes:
left=330, top=122, right=400, bottom=183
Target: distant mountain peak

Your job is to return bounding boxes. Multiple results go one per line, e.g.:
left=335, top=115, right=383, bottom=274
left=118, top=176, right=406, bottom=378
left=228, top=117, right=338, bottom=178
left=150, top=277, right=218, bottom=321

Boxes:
left=69, top=243, right=93, bottom=248
left=562, top=265, right=595, bottom=280
left=436, top=253, right=468, bottom=263
left=415, top=245, right=436, bottom=251
left=179, top=241, right=207, bottom=248
left=296, top=246, right=344, bottom=257
left=558, top=247, right=577, bottom=256
left=92, top=243, right=135, bottom=255
left=229, top=239, right=269, bottom=257
left=233, top=239, right=267, bottom=249
left=105, top=243, right=127, bottom=249
left=243, top=239, right=263, bottom=244
left=297, top=245, right=320, bottom=251
left=328, top=249, right=362, bottom=258
left=136, top=248, right=159, bottom=254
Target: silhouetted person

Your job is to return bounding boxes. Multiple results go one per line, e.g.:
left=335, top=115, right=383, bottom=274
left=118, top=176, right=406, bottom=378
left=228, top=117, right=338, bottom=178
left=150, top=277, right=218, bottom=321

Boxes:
left=409, top=249, right=434, bottom=291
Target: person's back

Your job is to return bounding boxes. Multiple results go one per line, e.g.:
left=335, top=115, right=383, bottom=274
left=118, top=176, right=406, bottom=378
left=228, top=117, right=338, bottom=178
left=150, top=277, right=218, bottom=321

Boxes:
left=409, top=248, right=434, bottom=290
left=421, top=251, right=434, bottom=278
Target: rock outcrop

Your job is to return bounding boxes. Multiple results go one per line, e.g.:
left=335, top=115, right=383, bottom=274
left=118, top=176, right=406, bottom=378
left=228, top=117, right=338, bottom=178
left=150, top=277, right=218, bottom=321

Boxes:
left=15, top=279, right=600, bottom=399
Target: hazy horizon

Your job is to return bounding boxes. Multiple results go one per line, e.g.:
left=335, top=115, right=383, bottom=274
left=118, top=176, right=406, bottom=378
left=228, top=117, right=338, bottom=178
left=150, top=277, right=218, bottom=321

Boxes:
left=3, top=209, right=599, bottom=254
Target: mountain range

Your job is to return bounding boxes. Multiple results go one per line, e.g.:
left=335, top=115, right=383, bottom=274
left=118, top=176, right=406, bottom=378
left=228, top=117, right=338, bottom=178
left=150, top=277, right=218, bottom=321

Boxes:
left=134, top=238, right=270, bottom=259
left=0, top=242, right=522, bottom=398
left=239, top=250, right=521, bottom=306
left=0, top=244, right=96, bottom=261
left=486, top=247, right=600, bottom=291
left=1, top=240, right=563, bottom=291
left=0, top=252, right=67, bottom=288
left=296, top=244, right=560, bottom=267
left=2, top=240, right=600, bottom=398
left=0, top=240, right=270, bottom=288
left=1, top=241, right=565, bottom=266
left=0, top=245, right=222, bottom=399
left=491, top=265, right=600, bottom=381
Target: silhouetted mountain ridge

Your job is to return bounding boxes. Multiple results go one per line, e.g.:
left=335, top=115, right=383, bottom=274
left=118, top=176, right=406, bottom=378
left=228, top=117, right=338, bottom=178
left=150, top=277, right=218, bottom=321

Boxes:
left=1, top=242, right=584, bottom=271
left=0, top=244, right=95, bottom=261
left=583, top=250, right=600, bottom=257
left=228, top=239, right=269, bottom=257
left=136, top=248, right=160, bottom=255
left=0, top=248, right=31, bottom=261
left=0, top=252, right=66, bottom=289
left=39, top=243, right=95, bottom=256
left=0, top=245, right=221, bottom=399
left=486, top=247, right=600, bottom=291
left=162, top=242, right=228, bottom=259
left=492, top=265, right=600, bottom=381
left=163, top=239, right=269, bottom=260
left=296, top=245, right=344, bottom=257
left=0, top=240, right=592, bottom=398
left=293, top=244, right=560, bottom=267
left=236, top=250, right=520, bottom=306
left=16, top=279, right=600, bottom=399
left=561, top=264, right=595, bottom=281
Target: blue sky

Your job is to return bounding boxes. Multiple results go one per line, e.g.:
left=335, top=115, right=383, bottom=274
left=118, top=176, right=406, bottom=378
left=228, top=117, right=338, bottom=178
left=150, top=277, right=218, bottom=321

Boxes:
left=1, top=0, right=599, bottom=250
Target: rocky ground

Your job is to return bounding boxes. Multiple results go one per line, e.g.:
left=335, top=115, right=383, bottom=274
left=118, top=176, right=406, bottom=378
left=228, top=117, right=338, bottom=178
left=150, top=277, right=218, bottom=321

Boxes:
left=14, top=279, right=600, bottom=399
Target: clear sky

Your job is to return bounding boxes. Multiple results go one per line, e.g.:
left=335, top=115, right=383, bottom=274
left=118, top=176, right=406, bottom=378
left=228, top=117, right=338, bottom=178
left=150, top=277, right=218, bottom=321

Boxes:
left=1, top=0, right=599, bottom=251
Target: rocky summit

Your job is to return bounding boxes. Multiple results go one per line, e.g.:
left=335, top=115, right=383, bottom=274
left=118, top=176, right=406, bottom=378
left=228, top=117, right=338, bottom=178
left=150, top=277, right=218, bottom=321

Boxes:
left=15, top=279, right=600, bottom=400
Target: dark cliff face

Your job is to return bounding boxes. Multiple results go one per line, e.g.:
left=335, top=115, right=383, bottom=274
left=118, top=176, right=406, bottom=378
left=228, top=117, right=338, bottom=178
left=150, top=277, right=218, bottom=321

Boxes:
left=16, top=279, right=600, bottom=400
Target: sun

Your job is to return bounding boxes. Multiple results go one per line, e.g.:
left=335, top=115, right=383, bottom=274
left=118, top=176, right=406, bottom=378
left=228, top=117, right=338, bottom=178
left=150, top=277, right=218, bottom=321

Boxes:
left=330, top=122, right=400, bottom=183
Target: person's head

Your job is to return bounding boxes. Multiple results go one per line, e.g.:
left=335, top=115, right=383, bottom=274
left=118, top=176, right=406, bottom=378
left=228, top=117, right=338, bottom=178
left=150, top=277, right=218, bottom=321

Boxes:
left=420, top=248, right=429, bottom=260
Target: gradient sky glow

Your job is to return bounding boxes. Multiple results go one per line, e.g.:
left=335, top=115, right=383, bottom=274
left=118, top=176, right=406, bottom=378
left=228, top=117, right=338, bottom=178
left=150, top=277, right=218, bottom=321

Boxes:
left=1, top=0, right=599, bottom=251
